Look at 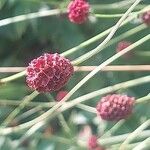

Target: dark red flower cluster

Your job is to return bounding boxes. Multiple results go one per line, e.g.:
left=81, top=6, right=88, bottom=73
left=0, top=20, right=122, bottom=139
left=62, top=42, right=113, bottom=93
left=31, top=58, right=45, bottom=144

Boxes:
left=26, top=53, right=74, bottom=93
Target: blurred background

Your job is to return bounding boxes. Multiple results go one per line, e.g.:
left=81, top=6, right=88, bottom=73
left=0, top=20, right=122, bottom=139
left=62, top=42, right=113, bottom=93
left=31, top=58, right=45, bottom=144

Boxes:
left=0, top=0, right=150, bottom=149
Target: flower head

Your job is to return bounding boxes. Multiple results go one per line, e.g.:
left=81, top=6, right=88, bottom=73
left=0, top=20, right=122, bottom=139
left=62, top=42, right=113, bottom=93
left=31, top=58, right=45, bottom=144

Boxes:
left=96, top=94, right=135, bottom=121
left=26, top=53, right=74, bottom=92
left=68, top=0, right=90, bottom=24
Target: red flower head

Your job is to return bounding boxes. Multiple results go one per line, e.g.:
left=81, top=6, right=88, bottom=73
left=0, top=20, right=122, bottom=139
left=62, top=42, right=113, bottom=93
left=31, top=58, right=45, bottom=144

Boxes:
left=96, top=94, right=135, bottom=121
left=26, top=53, right=74, bottom=93
left=56, top=90, right=68, bottom=101
left=68, top=0, right=90, bottom=24
left=141, top=10, right=150, bottom=26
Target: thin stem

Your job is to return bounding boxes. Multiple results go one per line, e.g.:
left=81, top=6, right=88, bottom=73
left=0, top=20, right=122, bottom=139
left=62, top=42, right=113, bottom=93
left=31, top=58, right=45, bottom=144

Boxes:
left=0, top=99, right=55, bottom=107
left=136, top=51, right=150, bottom=57
left=136, top=94, right=150, bottom=104
left=101, top=120, right=125, bottom=138
left=133, top=137, right=150, bottom=150
left=119, top=120, right=150, bottom=150
left=99, top=130, right=150, bottom=146
left=45, top=94, right=71, bottom=134
left=1, top=65, right=150, bottom=73
left=1, top=91, right=39, bottom=127
left=91, top=0, right=146, bottom=10
left=76, top=104, right=96, bottom=113
left=94, top=12, right=139, bottom=18
left=0, top=70, right=26, bottom=84
left=16, top=106, right=43, bottom=122
left=0, top=9, right=66, bottom=27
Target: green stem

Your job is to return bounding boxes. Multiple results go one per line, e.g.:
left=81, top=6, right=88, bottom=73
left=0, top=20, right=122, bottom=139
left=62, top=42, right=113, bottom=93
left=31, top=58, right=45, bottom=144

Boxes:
left=135, top=51, right=150, bottom=57
left=94, top=12, right=139, bottom=18
left=0, top=9, right=66, bottom=27
left=136, top=94, right=150, bottom=104
left=119, top=119, right=150, bottom=149
left=16, top=106, right=43, bottom=122
left=0, top=70, right=26, bottom=84
left=101, top=120, right=125, bottom=138
left=99, top=130, right=150, bottom=146
left=0, top=99, right=55, bottom=107
left=1, top=91, right=39, bottom=127
left=133, top=137, right=150, bottom=150
left=76, top=104, right=96, bottom=113
left=78, top=130, right=150, bottom=147
left=45, top=94, right=71, bottom=134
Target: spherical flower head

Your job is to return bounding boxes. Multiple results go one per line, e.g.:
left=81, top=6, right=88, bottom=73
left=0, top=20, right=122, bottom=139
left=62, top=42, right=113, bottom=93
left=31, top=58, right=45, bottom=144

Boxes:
left=88, top=135, right=98, bottom=150
left=116, top=41, right=132, bottom=58
left=56, top=90, right=68, bottom=101
left=142, top=10, right=150, bottom=26
left=67, top=0, right=90, bottom=24
left=96, top=94, right=135, bottom=121
left=26, top=53, right=74, bottom=93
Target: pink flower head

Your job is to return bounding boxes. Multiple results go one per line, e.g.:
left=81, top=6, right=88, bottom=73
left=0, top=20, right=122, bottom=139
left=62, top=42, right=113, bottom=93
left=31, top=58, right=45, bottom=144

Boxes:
left=96, top=94, right=135, bottom=121
left=68, top=0, right=90, bottom=24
